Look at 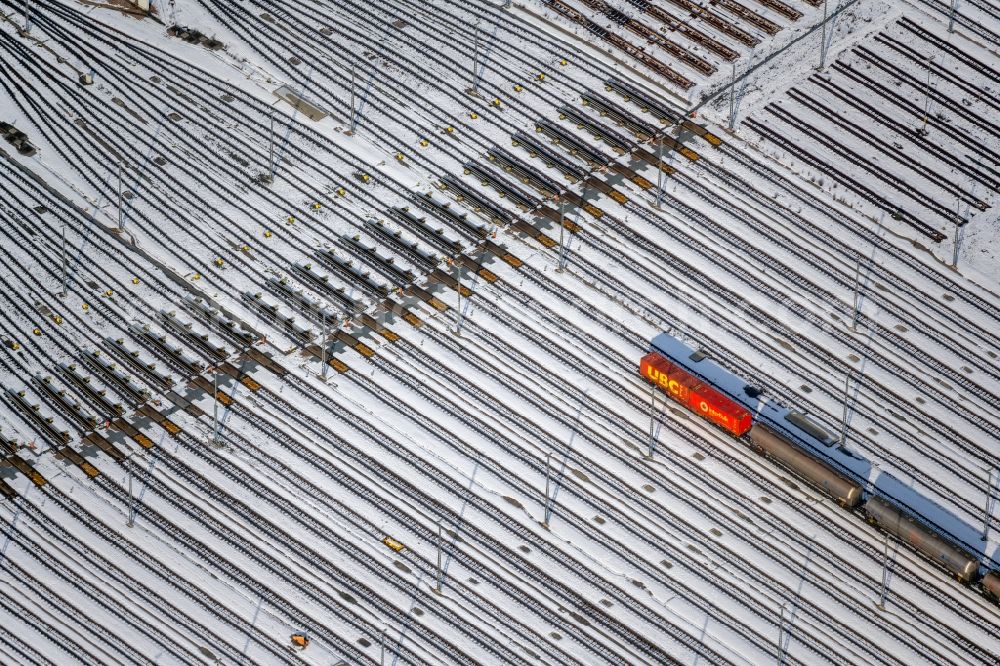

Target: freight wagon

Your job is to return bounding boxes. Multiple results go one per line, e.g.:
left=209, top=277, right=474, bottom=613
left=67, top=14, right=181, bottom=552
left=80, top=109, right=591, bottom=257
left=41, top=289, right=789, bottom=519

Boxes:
left=639, top=332, right=1000, bottom=607
left=639, top=351, right=751, bottom=436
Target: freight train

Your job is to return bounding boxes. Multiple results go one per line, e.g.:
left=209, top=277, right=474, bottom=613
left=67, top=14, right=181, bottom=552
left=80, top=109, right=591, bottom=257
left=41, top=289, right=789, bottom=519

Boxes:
left=640, top=333, right=1000, bottom=604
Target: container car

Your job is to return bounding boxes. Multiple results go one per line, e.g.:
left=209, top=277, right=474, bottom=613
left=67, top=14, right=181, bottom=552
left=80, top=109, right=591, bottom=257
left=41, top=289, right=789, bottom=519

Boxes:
left=639, top=351, right=752, bottom=436
left=865, top=496, right=979, bottom=583
left=748, top=424, right=863, bottom=508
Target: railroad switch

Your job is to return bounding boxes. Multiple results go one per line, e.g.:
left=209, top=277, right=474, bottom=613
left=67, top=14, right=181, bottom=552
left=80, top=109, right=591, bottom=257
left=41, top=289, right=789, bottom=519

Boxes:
left=336, top=187, right=346, bottom=197
left=131, top=277, right=140, bottom=285
left=491, top=98, right=501, bottom=107
left=419, top=138, right=429, bottom=147
left=444, top=125, right=455, bottom=133
left=32, top=327, right=41, bottom=336
left=214, top=258, right=225, bottom=267
left=537, top=73, right=546, bottom=81
left=382, top=536, right=405, bottom=552
left=469, top=112, right=478, bottom=120
left=286, top=215, right=296, bottom=224
left=82, top=303, right=89, bottom=311
left=560, top=59, right=568, bottom=66
left=51, top=315, right=63, bottom=325
left=513, top=84, right=523, bottom=92
left=105, top=289, right=114, bottom=297
left=263, top=230, right=273, bottom=238
left=192, top=274, right=201, bottom=281
left=311, top=202, right=322, bottom=210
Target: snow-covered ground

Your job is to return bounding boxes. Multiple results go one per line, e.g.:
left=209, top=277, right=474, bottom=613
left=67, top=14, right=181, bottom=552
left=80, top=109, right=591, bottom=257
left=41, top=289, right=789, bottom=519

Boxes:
left=0, top=0, right=997, bottom=664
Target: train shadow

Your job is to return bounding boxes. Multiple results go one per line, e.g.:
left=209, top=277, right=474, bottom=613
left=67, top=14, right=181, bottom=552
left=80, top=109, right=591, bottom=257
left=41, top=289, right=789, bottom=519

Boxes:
left=870, top=469, right=997, bottom=564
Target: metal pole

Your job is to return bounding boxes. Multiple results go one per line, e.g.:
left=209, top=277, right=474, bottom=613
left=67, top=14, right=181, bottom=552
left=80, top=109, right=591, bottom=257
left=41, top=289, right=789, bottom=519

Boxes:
left=212, top=369, right=219, bottom=444
left=351, top=62, right=357, bottom=132
left=727, top=64, right=737, bottom=130
left=851, top=254, right=861, bottom=331
left=435, top=519, right=443, bottom=593
left=948, top=0, right=958, bottom=33
left=648, top=381, right=657, bottom=458
left=877, top=533, right=889, bottom=608
left=984, top=468, right=994, bottom=541
left=839, top=372, right=851, bottom=446
left=819, top=0, right=828, bottom=70
left=656, top=137, right=665, bottom=208
left=921, top=61, right=933, bottom=134
left=127, top=456, right=134, bottom=527
left=117, top=162, right=124, bottom=230
left=321, top=311, right=328, bottom=377
left=777, top=603, right=787, bottom=665
left=380, top=628, right=386, bottom=666
left=953, top=218, right=961, bottom=270
left=267, top=110, right=275, bottom=182
left=60, top=225, right=67, bottom=298
left=472, top=28, right=479, bottom=91
left=24, top=0, right=30, bottom=33
left=556, top=197, right=565, bottom=272
left=542, top=452, right=552, bottom=527
left=453, top=262, right=463, bottom=335
left=953, top=188, right=969, bottom=268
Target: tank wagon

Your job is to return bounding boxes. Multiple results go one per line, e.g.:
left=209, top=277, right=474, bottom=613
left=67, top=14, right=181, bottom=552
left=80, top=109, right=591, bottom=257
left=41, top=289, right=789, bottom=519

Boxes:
left=748, top=424, right=862, bottom=508
left=640, top=334, right=999, bottom=604
left=983, top=571, right=1000, bottom=602
left=864, top=496, right=980, bottom=583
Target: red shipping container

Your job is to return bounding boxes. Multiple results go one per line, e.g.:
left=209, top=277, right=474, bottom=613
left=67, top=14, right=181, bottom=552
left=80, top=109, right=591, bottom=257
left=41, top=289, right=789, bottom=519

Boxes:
left=640, top=352, right=752, bottom=437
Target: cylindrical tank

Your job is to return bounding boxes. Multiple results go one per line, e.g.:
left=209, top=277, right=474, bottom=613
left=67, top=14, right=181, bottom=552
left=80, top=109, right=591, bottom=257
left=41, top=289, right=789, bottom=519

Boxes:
left=982, top=570, right=1000, bottom=602
left=748, top=424, right=862, bottom=508
left=864, top=496, right=980, bottom=583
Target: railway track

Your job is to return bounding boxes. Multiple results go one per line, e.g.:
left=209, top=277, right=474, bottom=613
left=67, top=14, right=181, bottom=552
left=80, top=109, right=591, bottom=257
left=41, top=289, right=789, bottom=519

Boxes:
left=1, top=5, right=1000, bottom=664
left=561, top=206, right=1000, bottom=541
left=389, top=321, right=949, bottom=664
left=264, top=377, right=723, bottom=664
left=707, top=143, right=1000, bottom=347
left=424, top=290, right=999, bottom=663
left=648, top=170, right=1000, bottom=471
